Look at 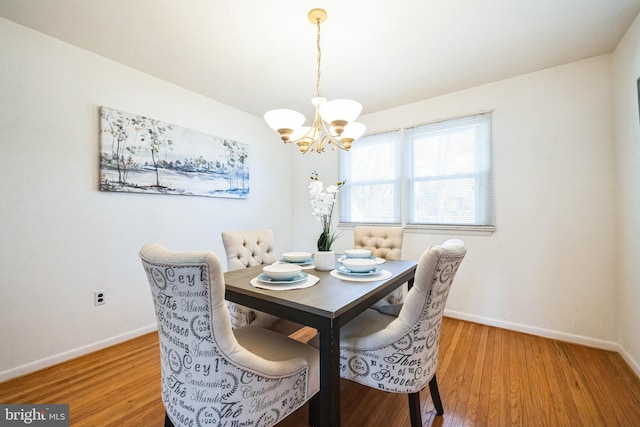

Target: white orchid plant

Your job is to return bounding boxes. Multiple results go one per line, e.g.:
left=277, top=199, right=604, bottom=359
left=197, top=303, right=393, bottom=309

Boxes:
left=309, top=171, right=345, bottom=251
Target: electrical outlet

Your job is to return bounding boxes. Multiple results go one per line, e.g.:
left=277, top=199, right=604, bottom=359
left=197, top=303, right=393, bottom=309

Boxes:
left=94, top=290, right=106, bottom=306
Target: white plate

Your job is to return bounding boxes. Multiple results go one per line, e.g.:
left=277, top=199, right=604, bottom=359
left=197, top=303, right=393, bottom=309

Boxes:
left=337, top=266, right=380, bottom=276
left=330, top=269, right=393, bottom=282
left=338, top=256, right=386, bottom=265
left=251, top=274, right=320, bottom=290
left=257, top=272, right=308, bottom=284
left=273, top=261, right=315, bottom=270
left=279, top=258, right=314, bottom=266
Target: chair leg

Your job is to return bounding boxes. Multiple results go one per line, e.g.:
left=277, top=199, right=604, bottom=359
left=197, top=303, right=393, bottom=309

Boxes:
left=308, top=394, right=320, bottom=427
left=429, top=374, right=444, bottom=415
left=408, top=391, right=422, bottom=427
left=164, top=412, right=174, bottom=427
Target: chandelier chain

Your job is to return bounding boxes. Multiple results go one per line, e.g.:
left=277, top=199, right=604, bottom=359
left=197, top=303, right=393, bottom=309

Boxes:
left=316, top=18, right=322, bottom=98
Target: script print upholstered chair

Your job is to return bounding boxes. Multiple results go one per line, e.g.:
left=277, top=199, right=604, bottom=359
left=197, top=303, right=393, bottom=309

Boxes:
left=140, top=243, right=319, bottom=427
left=339, top=239, right=466, bottom=426
left=353, top=226, right=405, bottom=309
left=221, top=229, right=304, bottom=335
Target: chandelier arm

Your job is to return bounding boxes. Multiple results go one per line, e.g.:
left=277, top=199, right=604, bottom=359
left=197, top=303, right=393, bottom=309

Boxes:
left=288, top=107, right=323, bottom=153
left=319, top=118, right=347, bottom=150
left=288, top=105, right=348, bottom=152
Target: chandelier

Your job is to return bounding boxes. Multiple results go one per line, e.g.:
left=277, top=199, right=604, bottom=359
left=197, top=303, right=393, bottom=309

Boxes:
left=264, top=8, right=366, bottom=154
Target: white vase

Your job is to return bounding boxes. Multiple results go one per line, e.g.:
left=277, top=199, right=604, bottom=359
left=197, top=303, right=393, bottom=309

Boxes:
left=314, top=250, right=335, bottom=271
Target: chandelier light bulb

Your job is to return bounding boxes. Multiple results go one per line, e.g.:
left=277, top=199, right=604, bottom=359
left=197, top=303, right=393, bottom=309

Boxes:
left=319, top=99, right=362, bottom=124
left=264, top=109, right=305, bottom=141
left=340, top=122, right=366, bottom=141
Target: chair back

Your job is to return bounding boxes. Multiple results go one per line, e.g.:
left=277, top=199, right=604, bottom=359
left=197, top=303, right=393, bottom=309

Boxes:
left=355, top=226, right=405, bottom=305
left=140, top=243, right=309, bottom=427
left=353, top=226, right=404, bottom=260
left=221, top=229, right=279, bottom=328
left=340, top=239, right=466, bottom=394
left=396, top=239, right=465, bottom=388
left=221, top=229, right=277, bottom=270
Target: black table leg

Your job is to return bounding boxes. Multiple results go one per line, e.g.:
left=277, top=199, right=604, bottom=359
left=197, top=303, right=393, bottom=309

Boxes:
left=317, top=317, right=341, bottom=427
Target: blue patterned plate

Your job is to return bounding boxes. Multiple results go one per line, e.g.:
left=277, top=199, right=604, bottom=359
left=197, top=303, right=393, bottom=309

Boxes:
left=338, top=256, right=385, bottom=264
left=279, top=258, right=314, bottom=266
left=257, top=272, right=308, bottom=284
left=337, top=266, right=380, bottom=276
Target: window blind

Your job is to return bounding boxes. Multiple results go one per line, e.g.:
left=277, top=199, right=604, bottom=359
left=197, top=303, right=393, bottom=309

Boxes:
left=408, top=113, right=493, bottom=226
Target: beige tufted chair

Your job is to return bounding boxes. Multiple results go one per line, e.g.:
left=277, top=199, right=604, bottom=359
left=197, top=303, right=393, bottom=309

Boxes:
left=222, top=229, right=277, bottom=270
left=354, top=226, right=404, bottom=260
left=354, top=226, right=405, bottom=308
left=139, top=243, right=319, bottom=427
left=221, top=229, right=303, bottom=335
left=339, top=239, right=466, bottom=426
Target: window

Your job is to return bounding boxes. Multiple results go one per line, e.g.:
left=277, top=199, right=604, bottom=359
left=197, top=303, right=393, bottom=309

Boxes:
left=339, top=112, right=494, bottom=231
left=339, top=131, right=402, bottom=223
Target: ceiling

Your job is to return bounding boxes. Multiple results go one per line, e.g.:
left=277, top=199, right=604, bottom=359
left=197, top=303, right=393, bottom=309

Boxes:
left=1, top=0, right=639, bottom=121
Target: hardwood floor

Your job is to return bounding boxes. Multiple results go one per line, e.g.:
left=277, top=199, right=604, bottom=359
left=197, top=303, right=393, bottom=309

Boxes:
left=2, top=318, right=640, bottom=426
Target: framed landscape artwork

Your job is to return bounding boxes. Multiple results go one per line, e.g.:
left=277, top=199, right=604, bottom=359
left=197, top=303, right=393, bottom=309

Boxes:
left=99, top=107, right=249, bottom=198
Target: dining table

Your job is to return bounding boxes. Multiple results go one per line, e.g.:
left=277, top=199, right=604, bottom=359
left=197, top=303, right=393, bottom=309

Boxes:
left=223, top=255, right=418, bottom=427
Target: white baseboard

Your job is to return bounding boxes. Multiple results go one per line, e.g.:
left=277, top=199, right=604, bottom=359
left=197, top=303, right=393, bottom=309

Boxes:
left=445, top=309, right=622, bottom=351
left=0, top=324, right=158, bottom=383
left=618, top=346, right=640, bottom=379
left=444, top=309, right=640, bottom=380
left=3, top=314, right=640, bottom=383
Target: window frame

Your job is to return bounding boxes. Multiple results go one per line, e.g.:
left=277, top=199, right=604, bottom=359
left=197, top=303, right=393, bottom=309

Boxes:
left=339, top=112, right=495, bottom=234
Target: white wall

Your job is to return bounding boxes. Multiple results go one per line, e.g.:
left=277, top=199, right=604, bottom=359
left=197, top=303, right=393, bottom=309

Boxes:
left=612, top=13, right=640, bottom=375
left=3, top=13, right=639, bottom=381
left=0, top=18, right=295, bottom=380
left=295, top=55, right=622, bottom=353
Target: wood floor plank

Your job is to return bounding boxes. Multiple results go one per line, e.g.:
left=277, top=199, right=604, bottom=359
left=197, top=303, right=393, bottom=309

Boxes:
left=462, top=323, right=488, bottom=426
left=473, top=325, right=495, bottom=426
left=523, top=333, right=555, bottom=425
left=485, top=324, right=503, bottom=427
left=543, top=337, right=583, bottom=425
left=2, top=318, right=640, bottom=427
left=556, top=341, right=607, bottom=426
left=507, top=331, right=522, bottom=426
left=442, top=320, right=478, bottom=427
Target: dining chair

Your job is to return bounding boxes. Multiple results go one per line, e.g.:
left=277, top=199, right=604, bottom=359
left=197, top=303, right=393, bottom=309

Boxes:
left=353, top=226, right=405, bottom=310
left=338, top=239, right=466, bottom=426
left=139, top=243, right=320, bottom=427
left=221, top=229, right=303, bottom=335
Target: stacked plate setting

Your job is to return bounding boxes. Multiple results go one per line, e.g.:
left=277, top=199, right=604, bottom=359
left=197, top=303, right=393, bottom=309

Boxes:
left=259, top=264, right=308, bottom=283
left=280, top=251, right=314, bottom=266
left=339, top=257, right=379, bottom=276
left=343, top=249, right=373, bottom=259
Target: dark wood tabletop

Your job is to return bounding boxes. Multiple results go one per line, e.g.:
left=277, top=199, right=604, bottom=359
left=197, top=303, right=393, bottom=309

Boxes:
left=224, top=258, right=417, bottom=326
left=224, top=257, right=418, bottom=427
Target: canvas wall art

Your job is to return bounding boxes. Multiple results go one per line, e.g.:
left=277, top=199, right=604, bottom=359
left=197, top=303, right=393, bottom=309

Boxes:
left=99, top=106, right=249, bottom=198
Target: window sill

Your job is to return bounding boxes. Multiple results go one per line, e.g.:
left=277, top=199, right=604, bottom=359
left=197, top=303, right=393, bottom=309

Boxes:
left=338, top=222, right=495, bottom=237
left=404, top=224, right=495, bottom=236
